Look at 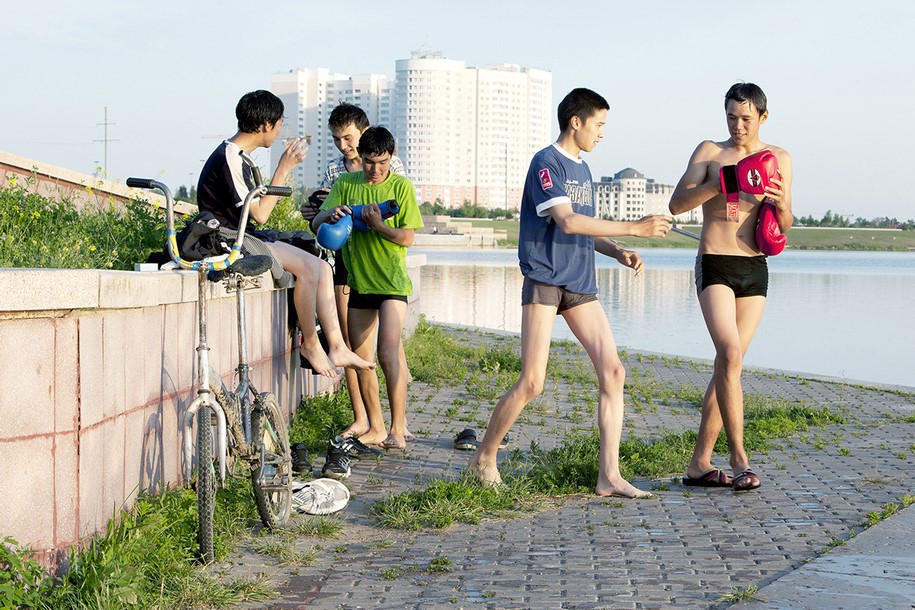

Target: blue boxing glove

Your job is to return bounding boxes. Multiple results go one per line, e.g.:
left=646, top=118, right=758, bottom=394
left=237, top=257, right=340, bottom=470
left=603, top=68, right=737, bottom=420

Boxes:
left=316, top=214, right=353, bottom=250
left=351, top=200, right=400, bottom=231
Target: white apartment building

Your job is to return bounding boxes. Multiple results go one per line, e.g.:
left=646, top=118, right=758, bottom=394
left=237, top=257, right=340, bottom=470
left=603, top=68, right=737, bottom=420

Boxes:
left=395, top=50, right=551, bottom=208
left=270, top=68, right=394, bottom=188
left=271, top=51, right=552, bottom=208
left=594, top=169, right=702, bottom=223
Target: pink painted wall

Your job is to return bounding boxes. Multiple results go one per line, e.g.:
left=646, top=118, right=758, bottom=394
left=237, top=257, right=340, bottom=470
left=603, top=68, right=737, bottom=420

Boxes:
left=0, top=273, right=331, bottom=568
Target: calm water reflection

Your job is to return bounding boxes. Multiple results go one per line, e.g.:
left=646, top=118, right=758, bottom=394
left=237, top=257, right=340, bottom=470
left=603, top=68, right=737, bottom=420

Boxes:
left=416, top=249, right=915, bottom=387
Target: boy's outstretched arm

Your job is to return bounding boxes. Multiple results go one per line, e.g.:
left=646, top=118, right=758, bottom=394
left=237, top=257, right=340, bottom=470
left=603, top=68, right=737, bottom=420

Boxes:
left=547, top=203, right=671, bottom=239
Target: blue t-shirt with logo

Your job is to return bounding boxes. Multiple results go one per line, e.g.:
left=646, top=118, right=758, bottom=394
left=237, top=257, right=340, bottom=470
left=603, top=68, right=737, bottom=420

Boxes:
left=518, top=143, right=596, bottom=294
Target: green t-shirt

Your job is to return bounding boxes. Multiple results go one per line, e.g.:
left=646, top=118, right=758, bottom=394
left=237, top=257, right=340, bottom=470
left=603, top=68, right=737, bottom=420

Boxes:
left=322, top=171, right=424, bottom=295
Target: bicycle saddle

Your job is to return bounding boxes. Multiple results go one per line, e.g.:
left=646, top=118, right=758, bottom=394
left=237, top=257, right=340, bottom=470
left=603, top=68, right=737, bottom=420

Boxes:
left=207, top=255, right=273, bottom=281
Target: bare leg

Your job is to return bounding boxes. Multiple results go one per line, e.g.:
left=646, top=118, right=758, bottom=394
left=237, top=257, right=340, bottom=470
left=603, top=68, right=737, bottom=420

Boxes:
left=375, top=300, right=409, bottom=449
left=335, top=286, right=370, bottom=438
left=469, top=304, right=556, bottom=485
left=265, top=241, right=374, bottom=375
left=563, top=301, right=651, bottom=499
left=347, top=307, right=387, bottom=445
left=691, top=286, right=766, bottom=481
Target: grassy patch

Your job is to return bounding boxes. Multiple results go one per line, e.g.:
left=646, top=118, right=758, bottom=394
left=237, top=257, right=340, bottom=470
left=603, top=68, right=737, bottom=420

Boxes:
left=404, top=318, right=479, bottom=385
left=288, top=516, right=344, bottom=539
left=1, top=479, right=273, bottom=608
left=0, top=183, right=167, bottom=270
left=289, top=389, right=355, bottom=452
left=372, top=473, right=539, bottom=530
left=253, top=540, right=317, bottom=566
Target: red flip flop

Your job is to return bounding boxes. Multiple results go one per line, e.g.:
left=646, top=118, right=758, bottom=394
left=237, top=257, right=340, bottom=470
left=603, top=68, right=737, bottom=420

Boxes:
left=682, top=468, right=732, bottom=487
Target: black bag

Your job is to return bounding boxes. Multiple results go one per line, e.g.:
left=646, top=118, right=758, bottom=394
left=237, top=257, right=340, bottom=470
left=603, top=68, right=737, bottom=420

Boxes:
left=145, top=211, right=231, bottom=265
left=178, top=212, right=232, bottom=260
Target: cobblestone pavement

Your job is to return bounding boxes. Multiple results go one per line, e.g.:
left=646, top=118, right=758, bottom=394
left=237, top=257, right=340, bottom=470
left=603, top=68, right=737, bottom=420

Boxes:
left=214, top=327, right=915, bottom=609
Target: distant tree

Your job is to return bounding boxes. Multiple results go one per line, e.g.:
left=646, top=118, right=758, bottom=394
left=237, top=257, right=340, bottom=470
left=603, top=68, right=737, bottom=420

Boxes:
left=174, top=185, right=197, bottom=204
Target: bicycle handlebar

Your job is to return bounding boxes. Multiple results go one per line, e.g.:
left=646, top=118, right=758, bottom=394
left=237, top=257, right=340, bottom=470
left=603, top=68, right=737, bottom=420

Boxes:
left=128, top=167, right=292, bottom=271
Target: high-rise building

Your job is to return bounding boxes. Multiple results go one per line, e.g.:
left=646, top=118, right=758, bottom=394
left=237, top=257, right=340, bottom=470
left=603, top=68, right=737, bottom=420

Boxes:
left=594, top=169, right=702, bottom=223
left=270, top=51, right=552, bottom=208
left=270, top=68, right=394, bottom=188
left=395, top=50, right=551, bottom=208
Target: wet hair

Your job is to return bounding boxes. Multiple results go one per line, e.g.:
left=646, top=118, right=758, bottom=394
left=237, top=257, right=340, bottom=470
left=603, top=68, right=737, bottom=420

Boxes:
left=357, top=126, right=396, bottom=157
left=725, top=83, right=767, bottom=116
left=236, top=90, right=284, bottom=133
left=328, top=102, right=370, bottom=132
left=557, top=88, right=609, bottom=132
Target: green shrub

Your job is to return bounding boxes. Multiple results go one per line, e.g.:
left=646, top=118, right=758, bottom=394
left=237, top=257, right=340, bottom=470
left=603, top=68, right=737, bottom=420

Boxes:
left=0, top=183, right=166, bottom=270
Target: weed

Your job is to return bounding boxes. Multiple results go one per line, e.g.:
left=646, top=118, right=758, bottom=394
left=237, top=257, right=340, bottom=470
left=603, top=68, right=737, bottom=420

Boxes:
left=253, top=540, right=316, bottom=566
left=290, top=516, right=343, bottom=539
left=839, top=447, right=851, bottom=456
left=380, top=567, right=404, bottom=580
left=717, top=584, right=762, bottom=604
left=426, top=557, right=454, bottom=573
left=289, top=389, right=355, bottom=452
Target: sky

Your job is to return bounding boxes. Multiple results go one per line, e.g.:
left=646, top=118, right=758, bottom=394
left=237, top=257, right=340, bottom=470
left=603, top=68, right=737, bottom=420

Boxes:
left=2, top=0, right=913, bottom=219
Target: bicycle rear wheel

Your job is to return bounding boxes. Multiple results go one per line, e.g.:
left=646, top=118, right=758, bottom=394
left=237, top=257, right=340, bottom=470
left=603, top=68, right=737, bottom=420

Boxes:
left=196, top=406, right=216, bottom=563
left=251, top=393, right=292, bottom=529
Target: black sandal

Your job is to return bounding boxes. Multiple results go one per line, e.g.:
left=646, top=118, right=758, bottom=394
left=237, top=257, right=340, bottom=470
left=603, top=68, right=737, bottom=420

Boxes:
left=454, top=428, right=477, bottom=451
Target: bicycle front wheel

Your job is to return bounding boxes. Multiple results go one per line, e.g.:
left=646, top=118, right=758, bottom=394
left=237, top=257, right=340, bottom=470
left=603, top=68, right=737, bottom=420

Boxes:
left=196, top=406, right=216, bottom=563
left=251, top=393, right=292, bottom=529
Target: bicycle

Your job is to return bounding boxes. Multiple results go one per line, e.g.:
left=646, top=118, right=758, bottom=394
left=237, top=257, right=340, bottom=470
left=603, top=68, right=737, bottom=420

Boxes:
left=128, top=157, right=293, bottom=563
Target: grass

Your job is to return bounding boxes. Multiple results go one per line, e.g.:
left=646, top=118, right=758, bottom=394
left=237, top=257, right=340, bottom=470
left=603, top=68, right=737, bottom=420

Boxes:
left=1, top=477, right=275, bottom=608
left=717, top=584, right=762, bottom=604
left=288, top=516, right=344, bottom=539
left=0, top=181, right=167, bottom=270
left=253, top=540, right=317, bottom=566
left=289, top=388, right=356, bottom=452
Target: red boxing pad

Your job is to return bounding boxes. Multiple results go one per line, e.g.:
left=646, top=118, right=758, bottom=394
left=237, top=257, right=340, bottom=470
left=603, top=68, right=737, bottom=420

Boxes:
left=720, top=149, right=780, bottom=203
left=755, top=200, right=786, bottom=256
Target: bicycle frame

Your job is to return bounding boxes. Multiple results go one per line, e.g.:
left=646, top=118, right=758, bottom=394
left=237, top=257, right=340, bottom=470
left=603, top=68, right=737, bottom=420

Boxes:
left=126, top=166, right=291, bottom=484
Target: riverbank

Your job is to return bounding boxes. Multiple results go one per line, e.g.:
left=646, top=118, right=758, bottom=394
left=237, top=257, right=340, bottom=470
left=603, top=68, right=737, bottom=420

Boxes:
left=440, top=218, right=915, bottom=250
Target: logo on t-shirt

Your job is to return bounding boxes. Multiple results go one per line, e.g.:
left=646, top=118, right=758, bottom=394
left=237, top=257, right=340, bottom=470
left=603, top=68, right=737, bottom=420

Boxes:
left=538, top=168, right=553, bottom=190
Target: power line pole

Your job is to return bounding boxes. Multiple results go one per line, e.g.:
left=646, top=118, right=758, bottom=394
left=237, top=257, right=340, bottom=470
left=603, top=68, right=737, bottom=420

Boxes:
left=94, top=106, right=119, bottom=179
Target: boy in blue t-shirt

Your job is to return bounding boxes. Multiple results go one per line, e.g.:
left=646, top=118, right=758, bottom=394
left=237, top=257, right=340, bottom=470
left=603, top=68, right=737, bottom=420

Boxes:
left=469, top=88, right=672, bottom=498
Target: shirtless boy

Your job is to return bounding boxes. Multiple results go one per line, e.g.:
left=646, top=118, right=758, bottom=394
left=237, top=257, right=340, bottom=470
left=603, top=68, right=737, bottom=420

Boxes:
left=668, top=83, right=793, bottom=492
left=469, top=88, right=671, bottom=497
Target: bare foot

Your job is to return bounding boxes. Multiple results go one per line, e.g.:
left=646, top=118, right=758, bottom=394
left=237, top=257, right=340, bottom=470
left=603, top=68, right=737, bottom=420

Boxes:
left=595, top=477, right=652, bottom=499
left=300, top=345, right=338, bottom=378
left=381, top=434, right=406, bottom=450
left=468, top=455, right=503, bottom=487
left=404, top=429, right=415, bottom=442
left=354, top=431, right=388, bottom=446
left=329, top=347, right=375, bottom=371
left=341, top=423, right=370, bottom=439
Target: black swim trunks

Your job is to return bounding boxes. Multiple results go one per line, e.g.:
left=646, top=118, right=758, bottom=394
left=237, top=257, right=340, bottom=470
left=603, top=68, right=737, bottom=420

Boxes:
left=695, top=254, right=768, bottom=298
left=347, top=288, right=407, bottom=310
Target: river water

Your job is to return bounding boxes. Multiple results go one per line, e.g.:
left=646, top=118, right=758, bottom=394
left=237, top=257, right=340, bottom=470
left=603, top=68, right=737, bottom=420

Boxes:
left=414, top=248, right=915, bottom=387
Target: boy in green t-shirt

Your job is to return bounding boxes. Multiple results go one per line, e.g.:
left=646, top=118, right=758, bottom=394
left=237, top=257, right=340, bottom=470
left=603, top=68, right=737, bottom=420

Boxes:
left=314, top=127, right=423, bottom=449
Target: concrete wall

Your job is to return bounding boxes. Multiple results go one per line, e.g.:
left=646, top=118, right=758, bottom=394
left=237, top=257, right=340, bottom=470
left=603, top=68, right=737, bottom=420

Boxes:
left=0, top=150, right=195, bottom=216
left=0, top=255, right=424, bottom=568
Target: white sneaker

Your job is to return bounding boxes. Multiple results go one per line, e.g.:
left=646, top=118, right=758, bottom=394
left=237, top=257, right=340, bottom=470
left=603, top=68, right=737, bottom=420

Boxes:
left=291, top=478, right=350, bottom=515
